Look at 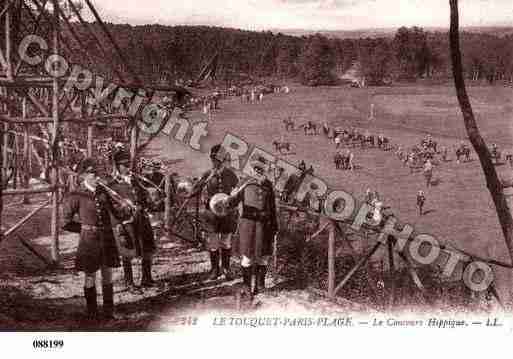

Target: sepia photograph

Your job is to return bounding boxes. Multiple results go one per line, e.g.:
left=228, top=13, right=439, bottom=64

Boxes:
left=0, top=0, right=513, bottom=355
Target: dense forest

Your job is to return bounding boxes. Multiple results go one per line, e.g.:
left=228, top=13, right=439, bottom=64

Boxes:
left=67, top=23, right=513, bottom=87
left=7, top=1, right=513, bottom=87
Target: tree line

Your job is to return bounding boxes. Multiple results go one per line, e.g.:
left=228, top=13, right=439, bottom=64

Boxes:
left=81, top=24, right=511, bottom=87
left=9, top=2, right=513, bottom=87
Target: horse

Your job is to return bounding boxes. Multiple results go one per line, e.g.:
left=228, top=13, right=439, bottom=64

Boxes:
left=273, top=140, right=292, bottom=154
left=421, top=138, right=438, bottom=153
left=283, top=118, right=295, bottom=131
left=456, top=145, right=471, bottom=163
left=302, top=121, right=317, bottom=136
left=362, top=134, right=374, bottom=148
left=349, top=134, right=364, bottom=148
left=377, top=136, right=390, bottom=151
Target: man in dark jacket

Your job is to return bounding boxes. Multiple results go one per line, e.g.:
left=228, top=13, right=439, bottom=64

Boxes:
left=195, top=144, right=239, bottom=280
left=109, top=151, right=156, bottom=290
left=226, top=155, right=278, bottom=296
left=63, top=158, right=120, bottom=320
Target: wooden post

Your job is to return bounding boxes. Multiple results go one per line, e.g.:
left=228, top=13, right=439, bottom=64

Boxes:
left=5, top=6, right=12, bottom=80
left=130, top=119, right=138, bottom=169
left=164, top=174, right=172, bottom=235
left=272, top=232, right=278, bottom=272
left=23, top=98, right=30, bottom=203
left=327, top=222, right=335, bottom=298
left=87, top=124, right=93, bottom=157
left=387, top=236, right=396, bottom=310
left=50, top=1, right=60, bottom=264
left=12, top=133, right=17, bottom=189
left=3, top=123, right=9, bottom=180
left=194, top=188, right=200, bottom=243
left=0, top=115, right=3, bottom=243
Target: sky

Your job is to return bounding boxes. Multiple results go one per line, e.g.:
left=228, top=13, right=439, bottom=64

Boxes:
left=88, top=0, right=513, bottom=31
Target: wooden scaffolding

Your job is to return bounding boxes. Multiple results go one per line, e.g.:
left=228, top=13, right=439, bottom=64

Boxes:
left=0, top=0, right=184, bottom=265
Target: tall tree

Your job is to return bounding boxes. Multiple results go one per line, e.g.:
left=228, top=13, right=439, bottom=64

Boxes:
left=449, top=0, right=513, bottom=270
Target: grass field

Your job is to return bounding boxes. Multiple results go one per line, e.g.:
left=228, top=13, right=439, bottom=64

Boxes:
left=149, top=82, right=513, bottom=300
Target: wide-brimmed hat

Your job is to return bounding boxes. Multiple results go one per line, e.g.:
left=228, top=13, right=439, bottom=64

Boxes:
left=113, top=150, right=131, bottom=166
left=76, top=158, right=97, bottom=175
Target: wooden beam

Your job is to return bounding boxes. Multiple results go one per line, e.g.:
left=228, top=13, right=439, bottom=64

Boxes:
left=25, top=90, right=50, bottom=117
left=86, top=124, right=93, bottom=157
left=396, top=251, right=425, bottom=291
left=164, top=174, right=172, bottom=234
left=67, top=0, right=127, bottom=83
left=5, top=5, right=12, bottom=80
left=19, top=236, right=52, bottom=265
left=0, top=113, right=133, bottom=124
left=1, top=198, right=51, bottom=240
left=327, top=223, right=336, bottom=298
left=2, top=186, right=56, bottom=196
left=22, top=99, right=30, bottom=204
left=0, top=0, right=12, bottom=19
left=387, top=237, right=396, bottom=309
left=130, top=120, right=138, bottom=169
left=334, top=242, right=382, bottom=296
left=49, top=0, right=60, bottom=263
left=83, top=0, right=142, bottom=85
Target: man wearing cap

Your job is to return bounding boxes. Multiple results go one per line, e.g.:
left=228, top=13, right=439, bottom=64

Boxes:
left=62, top=158, right=120, bottom=320
left=110, top=150, right=156, bottom=290
left=225, top=156, right=279, bottom=296
left=195, top=144, right=239, bottom=280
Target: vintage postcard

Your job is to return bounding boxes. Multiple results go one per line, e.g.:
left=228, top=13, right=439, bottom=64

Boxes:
left=0, top=0, right=512, bottom=356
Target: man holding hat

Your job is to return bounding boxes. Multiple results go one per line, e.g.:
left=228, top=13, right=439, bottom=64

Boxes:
left=195, top=144, right=239, bottom=280
left=110, top=150, right=156, bottom=290
left=225, top=155, right=279, bottom=296
left=62, top=158, right=120, bottom=320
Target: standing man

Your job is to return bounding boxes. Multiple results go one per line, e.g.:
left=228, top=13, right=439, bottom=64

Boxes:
left=110, top=151, right=156, bottom=290
left=250, top=88, right=256, bottom=103
left=196, top=144, right=239, bottom=280
left=63, top=158, right=120, bottom=320
left=335, top=135, right=341, bottom=149
left=225, top=156, right=279, bottom=296
left=417, top=190, right=426, bottom=216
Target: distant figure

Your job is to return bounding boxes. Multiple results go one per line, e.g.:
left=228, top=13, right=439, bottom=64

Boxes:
left=441, top=146, right=448, bottom=162
left=251, top=89, right=256, bottom=103
left=348, top=151, right=355, bottom=170
left=423, top=159, right=433, bottom=187
left=322, top=122, right=330, bottom=137
left=334, top=135, right=341, bottom=149
left=258, top=92, right=264, bottom=102
left=369, top=103, right=375, bottom=120
left=417, top=190, right=426, bottom=216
